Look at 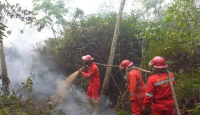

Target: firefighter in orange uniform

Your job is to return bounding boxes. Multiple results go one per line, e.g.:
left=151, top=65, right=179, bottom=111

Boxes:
left=142, top=56, right=175, bottom=115
left=79, top=55, right=100, bottom=115
left=120, top=60, right=146, bottom=115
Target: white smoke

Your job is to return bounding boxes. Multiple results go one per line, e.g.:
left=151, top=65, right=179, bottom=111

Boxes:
left=56, top=85, right=116, bottom=115
left=2, top=14, right=117, bottom=115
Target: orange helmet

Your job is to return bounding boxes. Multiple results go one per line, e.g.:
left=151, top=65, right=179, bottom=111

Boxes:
left=120, top=60, right=133, bottom=68
left=150, top=56, right=168, bottom=68
left=82, top=55, right=94, bottom=63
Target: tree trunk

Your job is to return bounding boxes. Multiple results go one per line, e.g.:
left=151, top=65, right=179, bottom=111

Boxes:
left=51, top=25, right=57, bottom=38
left=0, top=38, right=10, bottom=95
left=100, top=0, right=126, bottom=96
left=140, top=38, right=148, bottom=83
left=140, top=39, right=145, bottom=68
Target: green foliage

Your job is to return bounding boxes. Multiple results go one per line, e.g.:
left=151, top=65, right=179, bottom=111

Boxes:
left=188, top=103, right=200, bottom=115
left=0, top=1, right=33, bottom=35
left=175, top=69, right=200, bottom=114
left=73, top=8, right=84, bottom=20
left=0, top=22, right=7, bottom=38
left=31, top=0, right=200, bottom=114
left=0, top=4, right=5, bottom=35
left=117, top=109, right=129, bottom=115
left=21, top=77, right=34, bottom=92
left=0, top=78, right=66, bottom=115
left=32, top=12, right=143, bottom=113
left=143, top=0, right=200, bottom=72
left=33, top=12, right=142, bottom=71
left=32, top=0, right=68, bottom=33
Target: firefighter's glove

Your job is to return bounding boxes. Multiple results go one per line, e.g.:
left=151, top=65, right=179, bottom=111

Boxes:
left=85, top=64, right=89, bottom=69
left=78, top=68, right=83, bottom=73
left=141, top=106, right=146, bottom=114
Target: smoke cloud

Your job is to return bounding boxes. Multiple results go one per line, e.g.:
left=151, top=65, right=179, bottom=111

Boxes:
left=2, top=17, right=116, bottom=115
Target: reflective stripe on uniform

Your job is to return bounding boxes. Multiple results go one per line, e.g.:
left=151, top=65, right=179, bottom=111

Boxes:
left=137, top=79, right=143, bottom=84
left=136, top=86, right=141, bottom=89
left=86, top=96, right=92, bottom=99
left=87, top=73, right=91, bottom=77
left=154, top=78, right=175, bottom=86
left=146, top=93, right=153, bottom=97
left=130, top=93, right=136, bottom=96
left=92, top=99, right=99, bottom=103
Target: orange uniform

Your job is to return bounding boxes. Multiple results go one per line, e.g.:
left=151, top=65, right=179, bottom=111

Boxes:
left=127, top=69, right=146, bottom=115
left=143, top=72, right=175, bottom=115
left=81, top=62, right=100, bottom=102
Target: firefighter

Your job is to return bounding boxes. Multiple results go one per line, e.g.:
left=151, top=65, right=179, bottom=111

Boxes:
left=120, top=60, right=146, bottom=115
left=79, top=55, right=100, bottom=115
left=142, top=56, right=175, bottom=115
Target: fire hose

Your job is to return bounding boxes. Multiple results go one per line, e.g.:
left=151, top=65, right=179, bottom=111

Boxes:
left=95, top=63, right=152, bottom=73
left=83, top=34, right=180, bottom=114
left=167, top=71, right=181, bottom=115
left=95, top=63, right=181, bottom=115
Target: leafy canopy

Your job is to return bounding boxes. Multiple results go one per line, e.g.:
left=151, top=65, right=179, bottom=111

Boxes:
left=32, top=0, right=68, bottom=31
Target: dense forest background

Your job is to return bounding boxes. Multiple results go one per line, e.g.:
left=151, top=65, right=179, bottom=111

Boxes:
left=0, top=0, right=200, bottom=114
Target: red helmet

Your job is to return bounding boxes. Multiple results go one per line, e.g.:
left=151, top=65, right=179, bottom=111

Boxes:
left=150, top=56, right=168, bottom=68
left=120, top=60, right=133, bottom=68
left=82, top=55, right=94, bottom=63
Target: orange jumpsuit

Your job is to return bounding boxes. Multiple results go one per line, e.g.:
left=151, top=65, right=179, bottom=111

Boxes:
left=127, top=69, right=146, bottom=115
left=143, top=72, right=175, bottom=115
left=81, top=62, right=100, bottom=103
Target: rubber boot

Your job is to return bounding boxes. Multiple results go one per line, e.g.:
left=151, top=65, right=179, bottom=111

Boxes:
left=92, top=102, right=99, bottom=115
